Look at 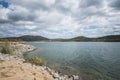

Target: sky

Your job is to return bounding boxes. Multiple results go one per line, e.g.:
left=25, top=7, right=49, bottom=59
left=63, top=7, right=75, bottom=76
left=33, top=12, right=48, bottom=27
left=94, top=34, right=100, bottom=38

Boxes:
left=0, top=0, right=120, bottom=39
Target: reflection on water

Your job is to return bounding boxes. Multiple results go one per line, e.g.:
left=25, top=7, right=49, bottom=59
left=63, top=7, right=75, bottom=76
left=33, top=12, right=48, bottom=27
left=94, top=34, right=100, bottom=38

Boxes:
left=24, top=42, right=120, bottom=80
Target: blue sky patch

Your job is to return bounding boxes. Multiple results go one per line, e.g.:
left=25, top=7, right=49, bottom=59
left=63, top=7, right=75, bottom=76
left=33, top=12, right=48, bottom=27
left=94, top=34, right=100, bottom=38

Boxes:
left=85, top=25, right=100, bottom=30
left=115, top=24, right=120, bottom=26
left=0, top=0, right=9, bottom=8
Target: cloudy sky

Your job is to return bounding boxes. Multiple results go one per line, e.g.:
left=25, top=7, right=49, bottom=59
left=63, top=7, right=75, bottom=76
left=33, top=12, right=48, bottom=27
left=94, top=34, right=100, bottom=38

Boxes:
left=0, top=0, right=120, bottom=38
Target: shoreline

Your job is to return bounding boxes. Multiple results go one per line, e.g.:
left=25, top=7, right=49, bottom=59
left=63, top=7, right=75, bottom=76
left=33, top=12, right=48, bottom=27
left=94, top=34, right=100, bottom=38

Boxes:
left=0, top=42, right=79, bottom=80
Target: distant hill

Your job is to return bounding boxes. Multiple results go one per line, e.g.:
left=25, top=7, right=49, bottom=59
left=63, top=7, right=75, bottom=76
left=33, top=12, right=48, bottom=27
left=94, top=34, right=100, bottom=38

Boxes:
left=52, top=35, right=120, bottom=42
left=0, top=35, right=120, bottom=42
left=69, top=35, right=120, bottom=42
left=18, top=35, right=49, bottom=41
left=0, top=35, right=49, bottom=41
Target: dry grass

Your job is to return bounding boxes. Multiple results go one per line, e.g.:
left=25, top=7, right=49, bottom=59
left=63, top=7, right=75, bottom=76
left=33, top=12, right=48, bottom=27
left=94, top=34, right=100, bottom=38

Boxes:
left=25, top=56, right=45, bottom=66
left=0, top=42, right=14, bottom=55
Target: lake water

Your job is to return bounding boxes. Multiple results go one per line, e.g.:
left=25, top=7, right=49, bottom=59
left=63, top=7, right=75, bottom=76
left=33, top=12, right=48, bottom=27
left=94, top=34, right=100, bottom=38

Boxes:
left=24, top=42, right=120, bottom=80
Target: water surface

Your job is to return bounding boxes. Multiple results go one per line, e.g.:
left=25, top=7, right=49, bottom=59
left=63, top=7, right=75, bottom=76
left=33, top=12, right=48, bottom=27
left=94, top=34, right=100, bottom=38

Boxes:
left=24, top=42, right=120, bottom=80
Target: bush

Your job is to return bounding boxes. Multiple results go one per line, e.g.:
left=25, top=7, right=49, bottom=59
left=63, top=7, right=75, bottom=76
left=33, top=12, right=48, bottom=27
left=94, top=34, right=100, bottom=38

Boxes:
left=26, top=56, right=45, bottom=66
left=1, top=46, right=14, bottom=55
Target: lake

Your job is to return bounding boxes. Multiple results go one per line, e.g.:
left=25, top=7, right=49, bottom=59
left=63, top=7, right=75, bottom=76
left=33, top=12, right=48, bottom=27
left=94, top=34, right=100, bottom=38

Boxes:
left=24, top=42, right=120, bottom=80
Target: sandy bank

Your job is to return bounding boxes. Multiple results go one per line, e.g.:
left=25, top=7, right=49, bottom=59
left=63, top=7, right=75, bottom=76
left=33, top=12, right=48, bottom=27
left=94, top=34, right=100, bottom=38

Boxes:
left=0, top=60, right=53, bottom=80
left=0, top=42, right=53, bottom=80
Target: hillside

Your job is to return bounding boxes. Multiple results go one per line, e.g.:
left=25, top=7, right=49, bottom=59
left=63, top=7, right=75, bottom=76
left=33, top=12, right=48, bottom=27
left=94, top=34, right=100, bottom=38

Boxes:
left=18, top=35, right=49, bottom=41
left=0, top=35, right=120, bottom=42
left=0, top=35, right=49, bottom=41
left=52, top=35, right=120, bottom=42
left=70, top=35, right=120, bottom=42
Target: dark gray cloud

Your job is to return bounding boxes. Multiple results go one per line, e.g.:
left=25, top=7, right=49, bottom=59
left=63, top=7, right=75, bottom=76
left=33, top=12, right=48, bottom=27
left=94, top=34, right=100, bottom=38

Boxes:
left=54, top=5, right=71, bottom=14
left=8, top=11, right=36, bottom=22
left=79, top=0, right=103, bottom=8
left=6, top=0, right=54, bottom=11
left=109, top=0, right=120, bottom=10
left=0, top=19, right=10, bottom=24
left=53, top=0, right=71, bottom=14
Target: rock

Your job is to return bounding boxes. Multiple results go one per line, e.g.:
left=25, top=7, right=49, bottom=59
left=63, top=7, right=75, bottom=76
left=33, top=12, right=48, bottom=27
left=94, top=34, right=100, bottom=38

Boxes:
left=72, top=75, right=79, bottom=80
left=53, top=73, right=60, bottom=78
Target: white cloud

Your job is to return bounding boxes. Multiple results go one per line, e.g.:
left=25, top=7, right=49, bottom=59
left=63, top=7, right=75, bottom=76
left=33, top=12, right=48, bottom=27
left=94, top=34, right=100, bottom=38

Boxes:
left=24, top=25, right=37, bottom=30
left=0, top=5, right=10, bottom=21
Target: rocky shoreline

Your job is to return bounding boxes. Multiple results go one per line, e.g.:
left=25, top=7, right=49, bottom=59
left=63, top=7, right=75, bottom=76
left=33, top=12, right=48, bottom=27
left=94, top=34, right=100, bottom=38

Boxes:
left=0, top=42, right=79, bottom=80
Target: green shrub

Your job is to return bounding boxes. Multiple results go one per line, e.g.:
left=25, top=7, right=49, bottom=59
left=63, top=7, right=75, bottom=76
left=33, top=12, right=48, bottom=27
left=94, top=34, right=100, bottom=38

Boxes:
left=26, top=56, right=45, bottom=66
left=1, top=46, right=14, bottom=55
